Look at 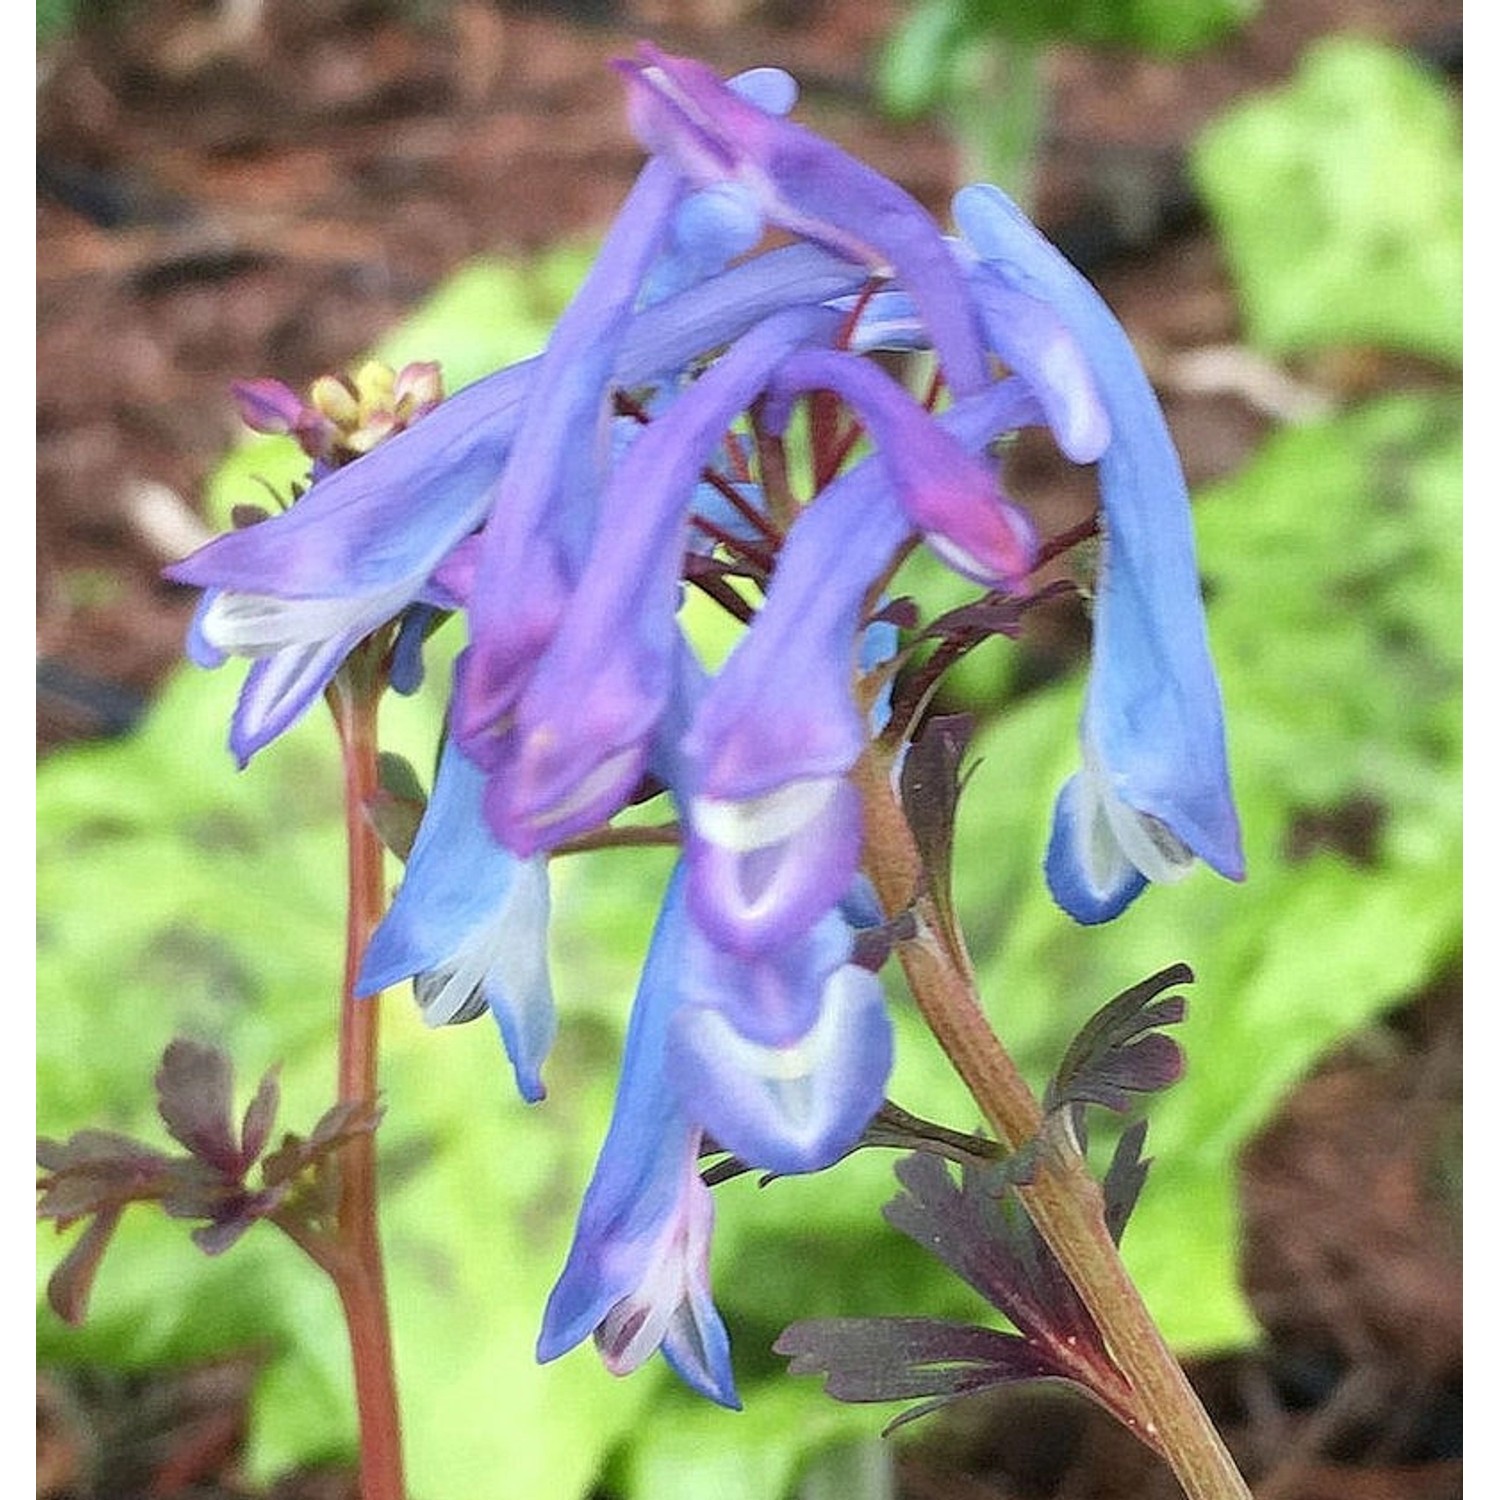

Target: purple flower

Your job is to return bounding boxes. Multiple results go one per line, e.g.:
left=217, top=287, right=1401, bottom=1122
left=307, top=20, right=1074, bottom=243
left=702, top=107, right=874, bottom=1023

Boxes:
left=681, top=379, right=1045, bottom=955
left=451, top=159, right=687, bottom=778
left=165, top=363, right=531, bottom=762
left=615, top=44, right=991, bottom=397
left=355, top=739, right=555, bottom=1102
left=679, top=468, right=902, bottom=956
left=484, top=304, right=840, bottom=854
left=954, top=184, right=1244, bottom=922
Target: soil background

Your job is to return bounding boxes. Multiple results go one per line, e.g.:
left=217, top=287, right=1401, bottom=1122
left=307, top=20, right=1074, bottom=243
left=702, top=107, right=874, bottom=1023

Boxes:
left=36, top=1, right=1463, bottom=1497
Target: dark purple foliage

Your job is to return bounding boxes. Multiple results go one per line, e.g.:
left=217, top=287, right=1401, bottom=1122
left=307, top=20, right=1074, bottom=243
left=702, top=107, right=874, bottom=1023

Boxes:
left=37, top=1039, right=381, bottom=1323
left=1045, top=963, right=1191, bottom=1127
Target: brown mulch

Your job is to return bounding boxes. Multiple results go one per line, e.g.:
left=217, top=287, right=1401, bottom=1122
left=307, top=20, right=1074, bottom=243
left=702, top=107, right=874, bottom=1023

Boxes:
left=36, top=1, right=1462, bottom=1496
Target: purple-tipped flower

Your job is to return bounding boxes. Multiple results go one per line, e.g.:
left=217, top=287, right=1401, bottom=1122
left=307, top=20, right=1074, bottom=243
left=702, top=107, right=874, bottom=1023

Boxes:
left=165, top=362, right=532, bottom=762
left=761, top=349, right=1038, bottom=589
left=954, top=184, right=1244, bottom=922
left=680, top=464, right=905, bottom=955
left=486, top=304, right=840, bottom=854
left=356, top=739, right=555, bottom=1102
left=682, top=378, right=1045, bottom=955
left=453, top=159, right=687, bottom=773
left=615, top=44, right=991, bottom=397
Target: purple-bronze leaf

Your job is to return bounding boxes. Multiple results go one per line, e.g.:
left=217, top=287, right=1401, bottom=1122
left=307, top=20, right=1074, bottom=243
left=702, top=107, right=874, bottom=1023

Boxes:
left=37, top=1130, right=180, bottom=1324
left=45, top=1205, right=125, bottom=1326
left=884, top=1152, right=1096, bottom=1353
left=1044, top=964, right=1191, bottom=1121
left=189, top=1185, right=287, bottom=1256
left=897, top=714, right=974, bottom=942
left=1102, top=1119, right=1151, bottom=1247
left=857, top=1101, right=1002, bottom=1171
left=775, top=1316, right=1060, bottom=1433
left=36, top=1131, right=175, bottom=1222
left=239, top=1066, right=281, bottom=1167
left=154, top=1039, right=243, bottom=1175
left=782, top=1152, right=1149, bottom=1437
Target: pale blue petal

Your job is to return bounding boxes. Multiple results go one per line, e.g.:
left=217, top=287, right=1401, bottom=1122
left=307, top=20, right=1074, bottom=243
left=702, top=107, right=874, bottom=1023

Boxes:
left=954, top=183, right=1243, bottom=893
left=356, top=740, right=556, bottom=1101
left=670, top=915, right=891, bottom=1176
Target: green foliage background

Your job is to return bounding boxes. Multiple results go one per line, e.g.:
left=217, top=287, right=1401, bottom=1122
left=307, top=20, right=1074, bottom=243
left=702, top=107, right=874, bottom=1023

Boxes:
left=37, top=33, right=1460, bottom=1500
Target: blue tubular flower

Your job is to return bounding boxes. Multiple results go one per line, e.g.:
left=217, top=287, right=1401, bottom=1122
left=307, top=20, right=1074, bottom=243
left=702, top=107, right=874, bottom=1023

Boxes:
left=356, top=739, right=555, bottom=1102
left=166, top=364, right=534, bottom=762
left=669, top=908, right=892, bottom=1177
left=615, top=44, right=991, bottom=398
left=953, top=184, right=1244, bottom=920
left=761, top=349, right=1038, bottom=589
left=681, top=464, right=908, bottom=955
left=487, top=304, right=841, bottom=855
left=538, top=868, right=738, bottom=1408
left=683, top=377, right=1047, bottom=954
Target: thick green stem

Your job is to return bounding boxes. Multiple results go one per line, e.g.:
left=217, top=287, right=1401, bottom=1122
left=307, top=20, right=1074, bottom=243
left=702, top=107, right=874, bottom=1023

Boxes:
left=852, top=749, right=1249, bottom=1500
left=329, top=672, right=407, bottom=1500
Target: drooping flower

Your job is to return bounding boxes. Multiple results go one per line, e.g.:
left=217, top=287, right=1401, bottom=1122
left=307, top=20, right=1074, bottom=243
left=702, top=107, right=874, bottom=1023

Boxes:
left=681, top=378, right=1044, bottom=956
left=668, top=907, right=892, bottom=1177
left=954, top=183, right=1244, bottom=922
left=537, top=868, right=737, bottom=1407
left=484, top=303, right=841, bottom=854
left=355, top=738, right=555, bottom=1103
left=615, top=43, right=991, bottom=398
left=165, top=360, right=532, bottom=763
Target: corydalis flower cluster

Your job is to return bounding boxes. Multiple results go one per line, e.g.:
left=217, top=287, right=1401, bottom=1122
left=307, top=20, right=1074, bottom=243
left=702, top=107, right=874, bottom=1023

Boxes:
left=167, top=46, right=1242, bottom=1408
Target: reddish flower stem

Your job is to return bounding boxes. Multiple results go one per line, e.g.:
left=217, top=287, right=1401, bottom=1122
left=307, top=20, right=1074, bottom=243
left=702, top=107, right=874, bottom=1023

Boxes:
left=808, top=399, right=1246, bottom=1499
left=852, top=744, right=1249, bottom=1500
left=328, top=670, right=407, bottom=1500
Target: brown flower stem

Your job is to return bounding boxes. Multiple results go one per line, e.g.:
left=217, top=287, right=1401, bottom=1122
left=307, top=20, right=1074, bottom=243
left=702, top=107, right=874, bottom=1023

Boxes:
left=328, top=668, right=407, bottom=1500
left=852, top=747, right=1249, bottom=1500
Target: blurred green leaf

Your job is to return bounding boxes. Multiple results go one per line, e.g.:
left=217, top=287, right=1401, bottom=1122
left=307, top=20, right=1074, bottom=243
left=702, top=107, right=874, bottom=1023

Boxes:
left=612, top=1380, right=895, bottom=1500
left=950, top=391, right=1460, bottom=1351
left=374, top=247, right=596, bottom=395
left=36, top=652, right=665, bottom=1497
left=38, top=0, right=80, bottom=44
left=1191, top=36, right=1462, bottom=364
left=878, top=0, right=968, bottom=119
left=882, top=0, right=1256, bottom=111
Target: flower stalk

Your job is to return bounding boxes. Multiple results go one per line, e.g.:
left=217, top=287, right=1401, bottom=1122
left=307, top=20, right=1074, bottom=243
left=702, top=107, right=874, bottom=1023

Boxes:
left=851, top=744, right=1249, bottom=1500
left=328, top=656, right=407, bottom=1500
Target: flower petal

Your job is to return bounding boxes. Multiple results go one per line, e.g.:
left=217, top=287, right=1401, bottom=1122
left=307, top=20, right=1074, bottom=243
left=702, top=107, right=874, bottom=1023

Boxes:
left=537, top=867, right=738, bottom=1407
left=761, top=348, right=1037, bottom=589
left=617, top=44, right=990, bottom=396
left=671, top=920, right=892, bottom=1176
left=356, top=740, right=556, bottom=1101
left=954, top=183, right=1244, bottom=896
